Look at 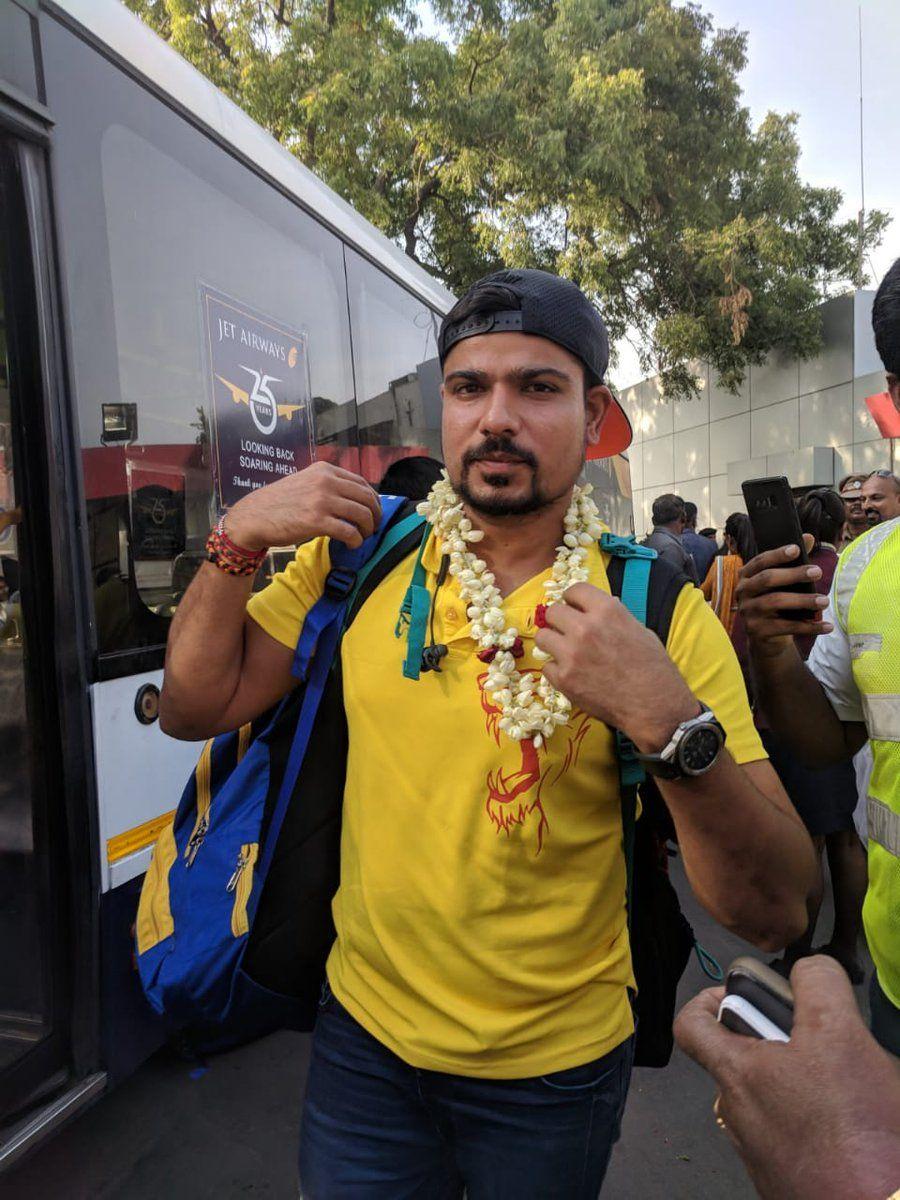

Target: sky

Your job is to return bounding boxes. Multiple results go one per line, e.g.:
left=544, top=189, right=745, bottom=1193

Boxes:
left=614, top=0, right=900, bottom=385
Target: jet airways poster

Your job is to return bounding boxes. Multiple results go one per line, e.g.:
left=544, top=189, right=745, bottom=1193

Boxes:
left=201, top=284, right=315, bottom=509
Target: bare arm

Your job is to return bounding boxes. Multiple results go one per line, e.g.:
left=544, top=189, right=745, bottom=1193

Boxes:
left=159, top=461, right=381, bottom=740
left=657, top=756, right=815, bottom=950
left=751, top=640, right=866, bottom=765
left=159, top=565, right=296, bottom=739
left=737, top=542, right=867, bottom=766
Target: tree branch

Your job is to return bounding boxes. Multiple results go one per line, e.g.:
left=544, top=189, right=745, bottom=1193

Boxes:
left=403, top=174, right=442, bottom=260
left=201, top=2, right=234, bottom=63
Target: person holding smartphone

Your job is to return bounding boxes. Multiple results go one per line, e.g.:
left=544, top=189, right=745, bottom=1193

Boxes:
left=737, top=258, right=900, bottom=1054
left=675, top=955, right=900, bottom=1200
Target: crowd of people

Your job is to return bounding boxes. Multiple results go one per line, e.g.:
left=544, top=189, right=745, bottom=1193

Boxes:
left=639, top=474, right=891, bottom=985
left=666, top=258, right=900, bottom=1199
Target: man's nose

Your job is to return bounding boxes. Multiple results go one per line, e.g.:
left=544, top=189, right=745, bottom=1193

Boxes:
left=479, top=383, right=522, bottom=436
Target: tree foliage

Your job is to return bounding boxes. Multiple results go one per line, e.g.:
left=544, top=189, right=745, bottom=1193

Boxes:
left=126, top=0, right=888, bottom=395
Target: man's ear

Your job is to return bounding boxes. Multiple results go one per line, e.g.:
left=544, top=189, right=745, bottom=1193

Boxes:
left=585, top=384, right=612, bottom=447
left=887, top=374, right=900, bottom=413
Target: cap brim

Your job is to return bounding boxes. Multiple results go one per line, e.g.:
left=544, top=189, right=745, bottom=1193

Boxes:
left=586, top=397, right=633, bottom=460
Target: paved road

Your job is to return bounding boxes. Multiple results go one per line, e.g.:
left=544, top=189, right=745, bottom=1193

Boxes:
left=3, top=859, right=869, bottom=1199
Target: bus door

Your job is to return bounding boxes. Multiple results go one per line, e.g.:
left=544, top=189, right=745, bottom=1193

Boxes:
left=0, top=131, right=94, bottom=1144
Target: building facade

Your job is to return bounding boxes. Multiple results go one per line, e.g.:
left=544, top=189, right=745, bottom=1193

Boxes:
left=619, top=290, right=893, bottom=534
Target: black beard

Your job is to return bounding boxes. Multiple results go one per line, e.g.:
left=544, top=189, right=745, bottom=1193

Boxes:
left=456, top=471, right=549, bottom=517
left=456, top=435, right=548, bottom=516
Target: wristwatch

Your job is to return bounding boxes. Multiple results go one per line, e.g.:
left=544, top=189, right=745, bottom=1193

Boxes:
left=635, top=706, right=726, bottom=780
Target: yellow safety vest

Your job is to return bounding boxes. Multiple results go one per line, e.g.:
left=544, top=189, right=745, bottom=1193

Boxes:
left=834, top=516, right=900, bottom=1007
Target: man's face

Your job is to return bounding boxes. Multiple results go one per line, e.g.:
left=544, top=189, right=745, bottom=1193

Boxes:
left=840, top=488, right=867, bottom=528
left=861, top=473, right=900, bottom=524
left=440, top=331, right=609, bottom=517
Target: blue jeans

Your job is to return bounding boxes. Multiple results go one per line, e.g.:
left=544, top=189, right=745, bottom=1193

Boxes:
left=298, top=987, right=634, bottom=1199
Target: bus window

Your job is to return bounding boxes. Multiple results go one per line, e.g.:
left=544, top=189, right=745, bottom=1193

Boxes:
left=344, top=249, right=443, bottom=482
left=41, top=20, right=357, bottom=668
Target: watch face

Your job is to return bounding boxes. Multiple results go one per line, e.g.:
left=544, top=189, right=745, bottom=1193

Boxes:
left=680, top=724, right=723, bottom=774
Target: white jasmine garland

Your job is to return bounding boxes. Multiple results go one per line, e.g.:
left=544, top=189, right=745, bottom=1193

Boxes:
left=416, top=471, right=604, bottom=750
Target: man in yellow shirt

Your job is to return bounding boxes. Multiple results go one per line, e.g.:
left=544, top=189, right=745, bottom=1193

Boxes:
left=161, top=269, right=816, bottom=1198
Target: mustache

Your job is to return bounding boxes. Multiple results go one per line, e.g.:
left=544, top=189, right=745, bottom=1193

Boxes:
left=461, top=437, right=539, bottom=471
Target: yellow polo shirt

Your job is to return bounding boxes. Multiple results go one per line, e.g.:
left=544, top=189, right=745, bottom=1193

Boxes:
left=247, top=530, right=764, bottom=1078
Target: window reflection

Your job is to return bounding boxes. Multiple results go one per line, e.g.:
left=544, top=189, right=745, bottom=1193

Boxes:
left=344, top=249, right=443, bottom=482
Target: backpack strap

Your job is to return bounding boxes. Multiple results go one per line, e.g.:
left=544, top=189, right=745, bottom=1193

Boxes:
left=257, top=496, right=420, bottom=880
left=397, top=527, right=433, bottom=680
left=344, top=507, right=426, bottom=631
left=601, top=534, right=692, bottom=907
left=601, top=536, right=658, bottom=903
left=604, top=540, right=721, bottom=983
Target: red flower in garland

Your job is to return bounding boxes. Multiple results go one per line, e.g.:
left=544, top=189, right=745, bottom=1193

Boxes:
left=534, top=603, right=549, bottom=629
left=477, top=637, right=524, bottom=664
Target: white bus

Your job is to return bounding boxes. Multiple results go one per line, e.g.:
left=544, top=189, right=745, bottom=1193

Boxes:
left=0, top=0, right=633, bottom=1166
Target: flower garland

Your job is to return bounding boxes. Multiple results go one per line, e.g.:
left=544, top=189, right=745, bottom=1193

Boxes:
left=416, top=472, right=604, bottom=750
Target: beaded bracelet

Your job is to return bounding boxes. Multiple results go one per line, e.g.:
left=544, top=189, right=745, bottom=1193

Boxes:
left=206, top=516, right=268, bottom=577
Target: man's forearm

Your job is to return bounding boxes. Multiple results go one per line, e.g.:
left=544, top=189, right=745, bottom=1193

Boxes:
left=751, top=641, right=855, bottom=766
left=658, top=755, right=817, bottom=950
left=159, top=562, right=254, bottom=738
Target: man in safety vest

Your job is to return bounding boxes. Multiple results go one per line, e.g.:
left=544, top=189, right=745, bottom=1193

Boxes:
left=739, top=256, right=900, bottom=1054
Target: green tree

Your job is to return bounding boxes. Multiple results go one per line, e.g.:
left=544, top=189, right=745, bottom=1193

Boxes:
left=126, top=0, right=888, bottom=396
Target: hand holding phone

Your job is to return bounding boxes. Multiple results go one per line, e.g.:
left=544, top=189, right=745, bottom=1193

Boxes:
left=735, top=478, right=832, bottom=652
left=678, top=956, right=900, bottom=1200
left=742, top=477, right=816, bottom=621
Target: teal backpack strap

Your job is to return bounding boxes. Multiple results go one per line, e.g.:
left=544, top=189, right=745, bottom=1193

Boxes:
left=600, top=534, right=658, bottom=907
left=396, top=524, right=432, bottom=681
left=599, top=533, right=656, bottom=626
left=344, top=510, right=425, bottom=618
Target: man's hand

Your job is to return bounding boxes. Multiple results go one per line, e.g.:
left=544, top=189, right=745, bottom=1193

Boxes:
left=736, top=535, right=831, bottom=660
left=224, top=461, right=382, bottom=552
left=675, top=957, right=900, bottom=1200
left=535, top=582, right=698, bottom=752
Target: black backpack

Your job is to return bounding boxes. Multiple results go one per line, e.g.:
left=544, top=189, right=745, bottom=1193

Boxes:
left=605, top=553, right=701, bottom=1067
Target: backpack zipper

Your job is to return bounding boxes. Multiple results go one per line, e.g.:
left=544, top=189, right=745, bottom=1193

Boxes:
left=184, top=740, right=213, bottom=866
left=184, top=725, right=252, bottom=868
left=227, top=843, right=259, bottom=937
left=184, top=811, right=209, bottom=867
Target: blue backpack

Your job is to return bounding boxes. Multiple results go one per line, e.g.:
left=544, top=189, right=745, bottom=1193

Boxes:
left=136, top=495, right=426, bottom=1031
left=137, top=517, right=712, bottom=1065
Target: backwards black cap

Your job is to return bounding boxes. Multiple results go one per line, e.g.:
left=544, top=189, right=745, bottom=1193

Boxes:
left=438, top=268, right=631, bottom=459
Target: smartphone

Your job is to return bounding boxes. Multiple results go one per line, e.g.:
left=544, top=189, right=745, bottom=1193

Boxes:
left=718, top=995, right=790, bottom=1042
left=741, top=476, right=815, bottom=620
left=717, top=956, right=794, bottom=1041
